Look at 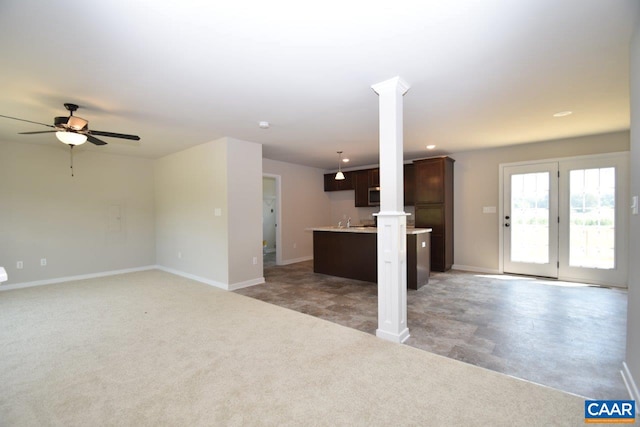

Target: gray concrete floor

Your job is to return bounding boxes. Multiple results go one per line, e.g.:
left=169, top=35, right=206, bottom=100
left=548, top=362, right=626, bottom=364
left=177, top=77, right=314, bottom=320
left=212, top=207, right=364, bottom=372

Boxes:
left=236, top=255, right=628, bottom=399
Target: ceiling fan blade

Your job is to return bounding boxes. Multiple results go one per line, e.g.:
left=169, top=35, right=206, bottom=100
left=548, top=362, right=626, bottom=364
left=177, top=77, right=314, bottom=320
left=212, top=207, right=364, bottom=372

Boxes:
left=19, top=130, right=57, bottom=134
left=89, top=130, right=140, bottom=140
left=0, top=114, right=55, bottom=128
left=87, top=135, right=108, bottom=146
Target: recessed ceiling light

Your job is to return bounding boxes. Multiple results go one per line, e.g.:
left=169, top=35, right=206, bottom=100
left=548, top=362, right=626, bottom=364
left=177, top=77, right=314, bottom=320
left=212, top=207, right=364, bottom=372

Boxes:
left=258, top=121, right=270, bottom=129
left=426, top=145, right=436, bottom=150
left=553, top=111, right=572, bottom=117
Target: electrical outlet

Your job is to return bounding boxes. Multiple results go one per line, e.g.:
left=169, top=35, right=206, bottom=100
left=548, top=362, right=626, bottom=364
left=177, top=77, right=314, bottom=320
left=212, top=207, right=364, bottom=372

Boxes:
left=293, top=243, right=297, bottom=249
left=178, top=251, right=182, bottom=259
left=40, top=258, right=47, bottom=266
left=16, top=261, right=23, bottom=269
left=252, top=256, right=257, bottom=265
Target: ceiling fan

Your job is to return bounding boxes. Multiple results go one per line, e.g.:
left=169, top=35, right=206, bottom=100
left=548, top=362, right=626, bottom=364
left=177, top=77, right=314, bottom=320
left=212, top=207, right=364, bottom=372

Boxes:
left=1, top=103, right=141, bottom=176
left=0, top=103, right=140, bottom=146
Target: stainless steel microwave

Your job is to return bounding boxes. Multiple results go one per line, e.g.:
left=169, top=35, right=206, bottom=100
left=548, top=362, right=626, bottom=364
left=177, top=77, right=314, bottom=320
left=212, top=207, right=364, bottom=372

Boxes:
left=368, top=187, right=380, bottom=206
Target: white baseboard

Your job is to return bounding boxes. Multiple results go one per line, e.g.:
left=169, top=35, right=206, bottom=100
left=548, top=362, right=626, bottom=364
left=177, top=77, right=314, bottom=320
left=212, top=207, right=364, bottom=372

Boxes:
left=557, top=275, right=627, bottom=289
left=155, top=266, right=229, bottom=290
left=0, top=265, right=157, bottom=292
left=621, top=362, right=640, bottom=402
left=228, top=277, right=265, bottom=291
left=278, top=256, right=313, bottom=266
left=451, top=264, right=500, bottom=274
left=155, top=266, right=265, bottom=291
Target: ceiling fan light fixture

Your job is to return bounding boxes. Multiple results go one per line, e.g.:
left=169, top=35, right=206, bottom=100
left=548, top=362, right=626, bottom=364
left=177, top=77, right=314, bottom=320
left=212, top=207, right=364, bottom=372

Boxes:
left=56, top=131, right=87, bottom=146
left=67, top=116, right=88, bottom=130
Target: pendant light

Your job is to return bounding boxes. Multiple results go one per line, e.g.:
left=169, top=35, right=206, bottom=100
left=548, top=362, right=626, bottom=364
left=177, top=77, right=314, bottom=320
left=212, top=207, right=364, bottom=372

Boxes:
left=335, top=151, right=345, bottom=180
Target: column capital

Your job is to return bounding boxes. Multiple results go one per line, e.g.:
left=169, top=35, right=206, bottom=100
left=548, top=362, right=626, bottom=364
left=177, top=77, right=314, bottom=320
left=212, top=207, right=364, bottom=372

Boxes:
left=371, top=76, right=411, bottom=96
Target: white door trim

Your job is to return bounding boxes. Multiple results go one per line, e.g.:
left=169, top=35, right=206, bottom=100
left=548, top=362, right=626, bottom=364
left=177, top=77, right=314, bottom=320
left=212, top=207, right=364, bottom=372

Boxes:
left=263, top=173, right=282, bottom=266
left=499, top=151, right=630, bottom=286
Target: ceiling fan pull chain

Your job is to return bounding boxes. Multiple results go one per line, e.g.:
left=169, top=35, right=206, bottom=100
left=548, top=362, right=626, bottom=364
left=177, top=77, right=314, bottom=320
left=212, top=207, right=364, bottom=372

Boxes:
left=69, top=145, right=74, bottom=177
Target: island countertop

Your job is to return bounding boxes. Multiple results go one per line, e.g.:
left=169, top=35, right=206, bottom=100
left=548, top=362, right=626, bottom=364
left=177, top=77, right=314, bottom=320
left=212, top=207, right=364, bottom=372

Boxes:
left=307, top=226, right=432, bottom=235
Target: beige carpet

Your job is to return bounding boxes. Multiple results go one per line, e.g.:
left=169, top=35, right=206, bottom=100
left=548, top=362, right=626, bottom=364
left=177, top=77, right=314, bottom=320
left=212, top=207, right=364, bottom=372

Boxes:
left=0, top=270, right=585, bottom=426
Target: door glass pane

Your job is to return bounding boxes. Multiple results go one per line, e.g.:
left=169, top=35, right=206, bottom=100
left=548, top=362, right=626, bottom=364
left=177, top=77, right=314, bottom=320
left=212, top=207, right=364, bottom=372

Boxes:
left=511, top=172, right=549, bottom=263
left=569, top=167, right=615, bottom=269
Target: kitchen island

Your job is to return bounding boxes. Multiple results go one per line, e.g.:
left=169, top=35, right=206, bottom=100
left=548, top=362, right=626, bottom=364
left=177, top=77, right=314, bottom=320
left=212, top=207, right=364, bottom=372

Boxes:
left=308, top=226, right=432, bottom=289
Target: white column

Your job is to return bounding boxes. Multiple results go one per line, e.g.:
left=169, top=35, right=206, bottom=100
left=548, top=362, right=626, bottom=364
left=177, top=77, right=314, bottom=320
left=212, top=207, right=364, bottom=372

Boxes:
left=371, top=76, right=410, bottom=343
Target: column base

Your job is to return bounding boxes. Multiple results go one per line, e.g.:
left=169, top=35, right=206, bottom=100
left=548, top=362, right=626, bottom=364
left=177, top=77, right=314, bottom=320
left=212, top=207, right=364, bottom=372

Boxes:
left=376, top=327, right=410, bottom=344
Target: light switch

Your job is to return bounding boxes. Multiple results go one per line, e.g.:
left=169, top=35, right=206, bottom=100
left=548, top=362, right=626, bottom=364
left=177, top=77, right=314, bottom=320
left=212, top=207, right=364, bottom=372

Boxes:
left=483, top=206, right=496, bottom=214
left=632, top=196, right=638, bottom=215
left=214, top=208, right=222, bottom=217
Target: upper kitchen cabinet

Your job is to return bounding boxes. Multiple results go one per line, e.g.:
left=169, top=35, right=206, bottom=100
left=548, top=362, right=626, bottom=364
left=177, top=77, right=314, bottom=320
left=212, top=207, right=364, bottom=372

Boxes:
left=354, top=168, right=381, bottom=207
left=354, top=170, right=370, bottom=207
left=414, top=156, right=453, bottom=203
left=324, top=171, right=354, bottom=191
left=326, top=164, right=415, bottom=208
left=403, top=163, right=415, bottom=206
left=368, top=168, right=379, bottom=187
left=414, top=156, right=454, bottom=272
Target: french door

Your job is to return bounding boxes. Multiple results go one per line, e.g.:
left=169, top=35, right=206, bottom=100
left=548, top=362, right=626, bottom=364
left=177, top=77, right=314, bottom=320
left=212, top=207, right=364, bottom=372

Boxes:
left=503, top=163, right=559, bottom=278
left=502, top=153, right=628, bottom=287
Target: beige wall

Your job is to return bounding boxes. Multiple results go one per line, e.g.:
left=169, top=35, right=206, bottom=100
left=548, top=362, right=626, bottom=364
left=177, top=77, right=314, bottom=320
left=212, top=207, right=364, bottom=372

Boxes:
left=452, top=131, right=630, bottom=271
left=262, top=158, right=331, bottom=264
left=155, top=137, right=263, bottom=289
left=155, top=138, right=230, bottom=283
left=227, top=138, right=263, bottom=285
left=0, top=141, right=155, bottom=285
left=626, top=14, right=640, bottom=399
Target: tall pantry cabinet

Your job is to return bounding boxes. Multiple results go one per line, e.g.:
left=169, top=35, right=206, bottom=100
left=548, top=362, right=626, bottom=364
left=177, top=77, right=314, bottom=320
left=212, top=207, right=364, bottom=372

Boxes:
left=413, top=156, right=454, bottom=272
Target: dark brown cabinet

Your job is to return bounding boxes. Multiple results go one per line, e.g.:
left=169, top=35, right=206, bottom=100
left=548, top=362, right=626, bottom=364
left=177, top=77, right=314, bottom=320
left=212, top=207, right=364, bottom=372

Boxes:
left=403, top=163, right=415, bottom=206
left=324, top=171, right=354, bottom=191
left=325, top=163, right=417, bottom=208
left=354, top=168, right=381, bottom=207
left=414, top=157, right=454, bottom=272
left=354, top=170, right=370, bottom=207
left=369, top=168, right=379, bottom=187
left=352, top=166, right=415, bottom=207
left=313, top=230, right=430, bottom=289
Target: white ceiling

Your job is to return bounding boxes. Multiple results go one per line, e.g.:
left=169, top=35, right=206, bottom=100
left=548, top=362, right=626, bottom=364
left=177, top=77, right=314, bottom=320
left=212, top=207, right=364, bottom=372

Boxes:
left=0, top=0, right=638, bottom=170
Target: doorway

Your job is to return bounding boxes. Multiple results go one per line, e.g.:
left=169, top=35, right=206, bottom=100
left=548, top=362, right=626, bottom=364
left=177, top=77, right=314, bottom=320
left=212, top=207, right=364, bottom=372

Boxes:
left=500, top=153, right=629, bottom=287
left=262, top=174, right=282, bottom=266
